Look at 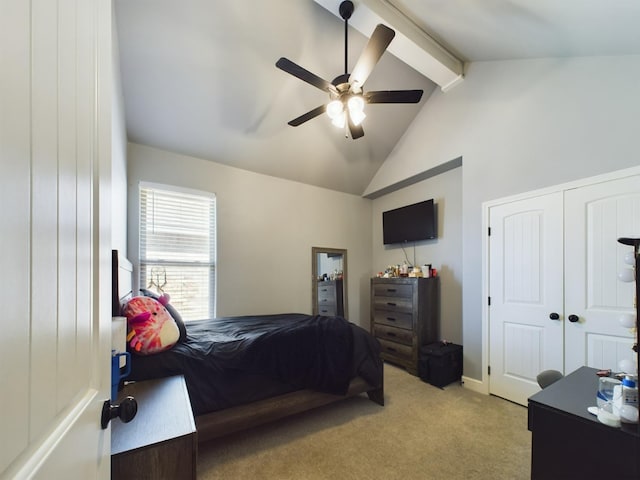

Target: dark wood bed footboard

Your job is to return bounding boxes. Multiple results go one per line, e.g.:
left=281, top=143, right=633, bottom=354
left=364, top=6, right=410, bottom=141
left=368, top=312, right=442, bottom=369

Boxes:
left=196, top=376, right=384, bottom=443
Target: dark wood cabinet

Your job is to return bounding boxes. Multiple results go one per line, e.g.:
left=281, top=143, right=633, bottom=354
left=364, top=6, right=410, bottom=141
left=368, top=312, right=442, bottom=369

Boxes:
left=111, top=375, right=197, bottom=480
left=316, top=279, right=344, bottom=317
left=528, top=366, right=640, bottom=479
left=370, top=277, right=439, bottom=375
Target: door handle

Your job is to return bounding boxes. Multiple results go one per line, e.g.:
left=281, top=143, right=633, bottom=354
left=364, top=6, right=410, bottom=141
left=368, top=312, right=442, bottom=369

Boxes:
left=101, top=396, right=137, bottom=429
left=568, top=314, right=579, bottom=323
left=549, top=312, right=560, bottom=320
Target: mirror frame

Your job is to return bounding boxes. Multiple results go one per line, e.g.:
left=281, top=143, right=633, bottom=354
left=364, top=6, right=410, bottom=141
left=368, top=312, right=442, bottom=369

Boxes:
left=312, top=246, right=348, bottom=319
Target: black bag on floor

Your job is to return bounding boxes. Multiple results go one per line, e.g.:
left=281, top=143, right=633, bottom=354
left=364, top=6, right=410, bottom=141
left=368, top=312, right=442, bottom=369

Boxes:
left=419, top=342, right=463, bottom=388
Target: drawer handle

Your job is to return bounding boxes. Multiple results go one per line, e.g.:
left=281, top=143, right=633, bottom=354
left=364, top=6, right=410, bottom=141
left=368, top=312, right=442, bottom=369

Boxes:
left=386, top=302, right=397, bottom=307
left=386, top=332, right=397, bottom=337
left=387, top=347, right=397, bottom=352
left=386, top=317, right=397, bottom=322
left=386, top=288, right=397, bottom=293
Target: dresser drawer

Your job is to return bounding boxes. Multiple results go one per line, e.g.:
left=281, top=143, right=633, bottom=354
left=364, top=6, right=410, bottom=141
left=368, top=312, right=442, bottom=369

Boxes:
left=372, top=310, right=413, bottom=330
left=374, top=324, right=413, bottom=346
left=379, top=338, right=413, bottom=361
left=373, top=296, right=413, bottom=314
left=318, top=305, right=337, bottom=316
left=317, top=284, right=336, bottom=302
left=317, top=296, right=336, bottom=308
left=373, top=283, right=413, bottom=298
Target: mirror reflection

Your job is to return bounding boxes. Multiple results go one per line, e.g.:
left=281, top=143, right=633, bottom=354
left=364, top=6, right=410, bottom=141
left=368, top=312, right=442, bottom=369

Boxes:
left=312, top=247, right=347, bottom=319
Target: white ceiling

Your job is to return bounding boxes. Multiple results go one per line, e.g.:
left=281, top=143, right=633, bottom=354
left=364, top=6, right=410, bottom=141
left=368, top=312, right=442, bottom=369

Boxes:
left=114, top=0, right=640, bottom=195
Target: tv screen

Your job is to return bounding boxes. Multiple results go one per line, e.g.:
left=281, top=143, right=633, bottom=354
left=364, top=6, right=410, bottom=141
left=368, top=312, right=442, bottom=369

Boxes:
left=382, top=199, right=437, bottom=245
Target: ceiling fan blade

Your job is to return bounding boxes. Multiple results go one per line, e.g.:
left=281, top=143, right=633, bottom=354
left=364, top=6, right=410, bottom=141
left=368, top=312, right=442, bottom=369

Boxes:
left=276, top=58, right=338, bottom=95
left=348, top=24, right=395, bottom=89
left=348, top=115, right=364, bottom=140
left=365, top=90, right=424, bottom=104
left=288, top=104, right=327, bottom=127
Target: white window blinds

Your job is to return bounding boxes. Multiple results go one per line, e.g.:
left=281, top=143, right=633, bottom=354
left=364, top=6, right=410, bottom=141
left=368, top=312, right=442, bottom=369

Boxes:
left=139, top=184, right=216, bottom=320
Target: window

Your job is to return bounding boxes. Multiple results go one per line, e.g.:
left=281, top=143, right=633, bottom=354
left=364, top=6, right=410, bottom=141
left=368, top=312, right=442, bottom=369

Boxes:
left=139, top=183, right=216, bottom=320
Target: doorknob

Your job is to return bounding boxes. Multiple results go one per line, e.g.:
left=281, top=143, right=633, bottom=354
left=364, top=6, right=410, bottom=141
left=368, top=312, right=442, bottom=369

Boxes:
left=568, top=314, right=579, bottom=323
left=549, top=312, right=560, bottom=320
left=101, top=396, right=137, bottom=429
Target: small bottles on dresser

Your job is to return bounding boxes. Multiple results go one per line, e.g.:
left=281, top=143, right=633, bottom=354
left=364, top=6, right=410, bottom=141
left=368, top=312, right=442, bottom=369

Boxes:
left=613, top=375, right=639, bottom=423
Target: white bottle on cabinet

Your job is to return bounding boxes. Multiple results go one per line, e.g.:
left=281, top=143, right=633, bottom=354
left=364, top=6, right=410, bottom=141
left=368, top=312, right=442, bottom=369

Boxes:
left=613, top=375, right=639, bottom=423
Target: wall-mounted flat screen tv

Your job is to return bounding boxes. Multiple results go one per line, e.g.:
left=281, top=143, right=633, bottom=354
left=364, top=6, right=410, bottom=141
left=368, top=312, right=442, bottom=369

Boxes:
left=382, top=199, right=437, bottom=245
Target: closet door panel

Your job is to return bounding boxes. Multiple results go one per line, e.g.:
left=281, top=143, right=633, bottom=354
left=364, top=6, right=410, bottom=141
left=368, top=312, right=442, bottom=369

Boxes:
left=488, top=192, right=564, bottom=406
left=564, top=175, right=640, bottom=373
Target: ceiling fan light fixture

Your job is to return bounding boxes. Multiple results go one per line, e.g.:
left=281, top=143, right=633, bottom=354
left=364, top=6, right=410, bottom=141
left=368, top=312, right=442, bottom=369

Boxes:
left=347, top=95, right=364, bottom=112
left=331, top=111, right=346, bottom=128
left=327, top=99, right=347, bottom=128
left=347, top=96, right=366, bottom=126
left=349, top=109, right=366, bottom=126
left=326, top=99, right=344, bottom=119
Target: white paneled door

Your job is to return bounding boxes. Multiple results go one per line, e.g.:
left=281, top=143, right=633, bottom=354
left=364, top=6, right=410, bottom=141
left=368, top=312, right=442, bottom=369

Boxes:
left=488, top=171, right=640, bottom=406
left=1, top=0, right=112, bottom=478
left=488, top=193, right=564, bottom=406
left=564, top=176, right=640, bottom=373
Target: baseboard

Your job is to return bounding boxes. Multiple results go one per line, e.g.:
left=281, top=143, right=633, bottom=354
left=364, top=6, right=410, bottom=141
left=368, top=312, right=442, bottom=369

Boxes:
left=461, top=375, right=489, bottom=395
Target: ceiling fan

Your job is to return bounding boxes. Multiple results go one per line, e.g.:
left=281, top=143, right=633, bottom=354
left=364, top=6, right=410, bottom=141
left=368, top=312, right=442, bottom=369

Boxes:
left=275, top=0, right=423, bottom=140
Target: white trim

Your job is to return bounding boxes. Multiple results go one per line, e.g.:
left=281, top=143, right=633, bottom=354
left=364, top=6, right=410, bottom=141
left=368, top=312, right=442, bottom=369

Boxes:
left=440, top=74, right=465, bottom=93
left=462, top=375, right=488, bottom=395
left=480, top=203, right=491, bottom=395
left=139, top=180, right=216, bottom=200
left=481, top=165, right=640, bottom=400
left=483, top=165, right=640, bottom=210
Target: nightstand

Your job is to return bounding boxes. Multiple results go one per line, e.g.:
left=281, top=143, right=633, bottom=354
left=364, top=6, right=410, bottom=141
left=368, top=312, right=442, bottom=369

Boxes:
left=111, top=375, right=197, bottom=480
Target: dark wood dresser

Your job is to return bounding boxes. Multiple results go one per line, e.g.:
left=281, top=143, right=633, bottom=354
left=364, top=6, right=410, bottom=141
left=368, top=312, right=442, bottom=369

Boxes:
left=370, top=277, right=439, bottom=375
left=111, top=375, right=197, bottom=480
left=316, top=279, right=344, bottom=317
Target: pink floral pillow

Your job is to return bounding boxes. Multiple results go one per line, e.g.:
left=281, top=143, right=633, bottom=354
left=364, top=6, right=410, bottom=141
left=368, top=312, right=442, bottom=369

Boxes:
left=122, top=295, right=180, bottom=355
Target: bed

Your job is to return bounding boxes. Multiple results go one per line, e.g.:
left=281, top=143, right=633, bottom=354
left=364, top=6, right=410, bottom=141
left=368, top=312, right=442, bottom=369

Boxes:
left=111, top=250, right=384, bottom=442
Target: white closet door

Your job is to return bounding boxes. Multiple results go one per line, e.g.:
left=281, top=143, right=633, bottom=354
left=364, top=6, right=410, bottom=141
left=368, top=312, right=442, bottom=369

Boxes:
left=564, top=175, right=640, bottom=374
left=488, top=192, right=564, bottom=406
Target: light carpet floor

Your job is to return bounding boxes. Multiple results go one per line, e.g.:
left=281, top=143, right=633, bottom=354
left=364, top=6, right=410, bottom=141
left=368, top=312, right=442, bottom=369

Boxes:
left=197, top=364, right=531, bottom=479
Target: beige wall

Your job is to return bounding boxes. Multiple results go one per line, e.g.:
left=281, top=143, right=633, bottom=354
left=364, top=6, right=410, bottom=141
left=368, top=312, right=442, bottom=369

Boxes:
left=127, top=143, right=373, bottom=328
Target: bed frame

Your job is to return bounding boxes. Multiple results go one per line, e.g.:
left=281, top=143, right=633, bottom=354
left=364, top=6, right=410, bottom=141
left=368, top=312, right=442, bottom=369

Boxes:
left=111, top=250, right=384, bottom=442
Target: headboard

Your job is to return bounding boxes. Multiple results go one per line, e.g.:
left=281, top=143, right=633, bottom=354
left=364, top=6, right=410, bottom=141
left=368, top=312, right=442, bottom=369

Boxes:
left=112, top=249, right=133, bottom=316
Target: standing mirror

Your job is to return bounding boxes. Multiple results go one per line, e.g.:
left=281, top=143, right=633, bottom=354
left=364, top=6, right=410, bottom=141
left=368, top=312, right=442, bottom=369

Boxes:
left=312, top=247, right=348, bottom=319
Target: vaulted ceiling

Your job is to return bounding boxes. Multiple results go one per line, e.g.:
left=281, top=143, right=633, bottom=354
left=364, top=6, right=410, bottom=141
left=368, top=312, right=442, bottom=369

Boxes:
left=115, top=0, right=640, bottom=195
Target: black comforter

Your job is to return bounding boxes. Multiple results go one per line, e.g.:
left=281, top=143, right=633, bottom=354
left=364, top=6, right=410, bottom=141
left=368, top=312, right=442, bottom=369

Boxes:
left=128, top=313, right=382, bottom=415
